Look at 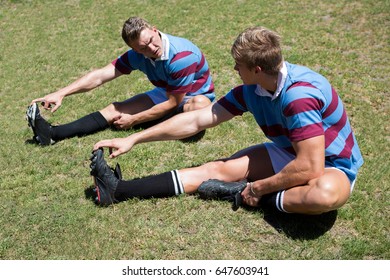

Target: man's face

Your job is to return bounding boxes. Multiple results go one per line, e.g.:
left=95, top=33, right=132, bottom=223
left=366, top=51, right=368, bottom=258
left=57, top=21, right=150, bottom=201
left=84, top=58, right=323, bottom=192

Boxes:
left=234, top=61, right=257, bottom=85
left=129, top=27, right=163, bottom=59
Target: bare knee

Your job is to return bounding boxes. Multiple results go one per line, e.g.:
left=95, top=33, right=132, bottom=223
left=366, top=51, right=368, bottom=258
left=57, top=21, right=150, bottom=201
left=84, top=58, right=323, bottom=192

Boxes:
left=184, top=96, right=211, bottom=112
left=202, top=160, right=237, bottom=181
left=309, top=177, right=349, bottom=212
left=202, top=161, right=224, bottom=179
left=315, top=182, right=340, bottom=211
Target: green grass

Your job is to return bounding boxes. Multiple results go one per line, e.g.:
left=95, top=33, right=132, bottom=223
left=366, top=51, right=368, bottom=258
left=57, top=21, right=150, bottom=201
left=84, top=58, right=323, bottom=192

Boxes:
left=0, top=0, right=389, bottom=260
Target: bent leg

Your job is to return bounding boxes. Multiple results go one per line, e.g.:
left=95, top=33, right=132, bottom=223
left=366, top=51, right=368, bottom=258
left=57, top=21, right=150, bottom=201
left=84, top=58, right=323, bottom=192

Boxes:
left=282, top=168, right=351, bottom=214
left=179, top=144, right=275, bottom=193
left=99, top=93, right=155, bottom=123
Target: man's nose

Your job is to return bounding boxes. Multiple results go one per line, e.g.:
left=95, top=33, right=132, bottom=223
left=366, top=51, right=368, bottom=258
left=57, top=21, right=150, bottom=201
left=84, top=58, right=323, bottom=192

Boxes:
left=148, top=44, right=157, bottom=52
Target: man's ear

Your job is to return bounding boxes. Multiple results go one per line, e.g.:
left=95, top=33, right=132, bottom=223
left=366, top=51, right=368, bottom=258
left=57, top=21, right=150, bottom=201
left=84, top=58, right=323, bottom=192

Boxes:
left=254, top=66, right=262, bottom=74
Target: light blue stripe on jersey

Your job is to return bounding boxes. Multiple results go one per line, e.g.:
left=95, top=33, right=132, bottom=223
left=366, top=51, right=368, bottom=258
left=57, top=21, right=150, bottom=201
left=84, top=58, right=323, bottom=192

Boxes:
left=169, top=53, right=198, bottom=71
left=326, top=120, right=353, bottom=155
left=283, top=86, right=326, bottom=105
left=323, top=98, right=344, bottom=127
left=285, top=111, right=322, bottom=129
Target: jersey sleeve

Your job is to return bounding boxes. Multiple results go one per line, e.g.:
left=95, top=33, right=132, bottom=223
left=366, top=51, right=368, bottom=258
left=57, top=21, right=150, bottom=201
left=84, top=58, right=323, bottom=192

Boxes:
left=282, top=85, right=326, bottom=142
left=111, top=50, right=140, bottom=75
left=217, top=85, right=248, bottom=116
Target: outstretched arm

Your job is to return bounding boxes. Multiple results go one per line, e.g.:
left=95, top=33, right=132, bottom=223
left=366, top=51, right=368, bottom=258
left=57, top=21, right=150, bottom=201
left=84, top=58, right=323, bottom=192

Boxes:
left=31, top=63, right=122, bottom=112
left=94, top=102, right=234, bottom=158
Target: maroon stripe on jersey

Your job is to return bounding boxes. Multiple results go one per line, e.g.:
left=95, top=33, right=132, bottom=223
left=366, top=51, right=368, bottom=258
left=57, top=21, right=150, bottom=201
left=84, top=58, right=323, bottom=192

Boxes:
left=287, top=81, right=317, bottom=90
left=217, top=97, right=245, bottom=116
left=260, top=124, right=289, bottom=138
left=337, top=132, right=354, bottom=158
left=170, top=62, right=197, bottom=80
left=191, top=69, right=213, bottom=93
left=322, top=87, right=339, bottom=119
left=283, top=97, right=324, bottom=117
left=111, top=58, right=132, bottom=74
left=324, top=109, right=347, bottom=148
left=194, top=53, right=205, bottom=72
left=170, top=51, right=193, bottom=64
left=232, top=86, right=247, bottom=110
left=208, top=82, right=215, bottom=93
left=289, top=123, right=324, bottom=142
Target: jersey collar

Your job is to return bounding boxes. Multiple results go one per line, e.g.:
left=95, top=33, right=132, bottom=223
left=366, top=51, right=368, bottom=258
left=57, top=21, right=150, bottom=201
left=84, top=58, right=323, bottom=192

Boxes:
left=156, top=31, right=169, bottom=61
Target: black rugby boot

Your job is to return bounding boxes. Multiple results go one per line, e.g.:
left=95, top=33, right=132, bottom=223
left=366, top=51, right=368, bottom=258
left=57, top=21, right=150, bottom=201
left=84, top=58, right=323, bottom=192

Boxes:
left=198, top=179, right=247, bottom=211
left=90, top=148, right=120, bottom=206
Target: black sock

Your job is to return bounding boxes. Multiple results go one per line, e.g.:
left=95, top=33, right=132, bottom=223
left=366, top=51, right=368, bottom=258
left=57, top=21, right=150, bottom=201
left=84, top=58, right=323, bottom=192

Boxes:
left=114, top=170, right=184, bottom=201
left=51, top=111, right=109, bottom=141
left=260, top=190, right=289, bottom=213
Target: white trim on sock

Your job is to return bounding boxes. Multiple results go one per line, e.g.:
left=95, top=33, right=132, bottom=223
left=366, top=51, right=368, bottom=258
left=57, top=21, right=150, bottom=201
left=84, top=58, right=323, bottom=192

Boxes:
left=278, top=190, right=291, bottom=213
left=171, top=170, right=184, bottom=195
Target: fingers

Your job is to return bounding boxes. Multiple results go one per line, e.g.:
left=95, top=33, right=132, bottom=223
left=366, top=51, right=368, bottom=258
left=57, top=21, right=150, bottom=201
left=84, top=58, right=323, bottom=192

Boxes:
left=108, top=149, right=122, bottom=159
left=50, top=103, right=61, bottom=113
left=93, top=140, right=121, bottom=158
left=30, top=98, right=47, bottom=106
left=241, top=186, right=260, bottom=207
left=113, top=114, right=129, bottom=130
left=30, top=98, right=60, bottom=112
left=93, top=139, right=113, bottom=151
left=112, top=114, right=121, bottom=122
left=244, top=196, right=260, bottom=207
left=112, top=115, right=122, bottom=129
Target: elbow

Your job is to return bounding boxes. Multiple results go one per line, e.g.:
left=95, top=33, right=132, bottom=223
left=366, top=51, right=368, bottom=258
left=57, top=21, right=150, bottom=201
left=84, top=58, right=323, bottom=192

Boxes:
left=86, top=69, right=106, bottom=88
left=310, top=168, right=324, bottom=180
left=300, top=161, right=324, bottom=181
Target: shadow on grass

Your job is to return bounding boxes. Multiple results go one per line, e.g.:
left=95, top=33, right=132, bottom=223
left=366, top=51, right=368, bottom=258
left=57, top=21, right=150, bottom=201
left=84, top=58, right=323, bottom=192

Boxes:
left=84, top=186, right=337, bottom=240
left=179, top=130, right=206, bottom=143
left=85, top=185, right=97, bottom=202
left=25, top=138, right=38, bottom=145
left=259, top=208, right=338, bottom=240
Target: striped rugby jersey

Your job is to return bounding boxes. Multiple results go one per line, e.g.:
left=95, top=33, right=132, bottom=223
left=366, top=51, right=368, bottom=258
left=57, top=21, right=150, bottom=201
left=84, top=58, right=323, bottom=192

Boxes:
left=218, top=62, right=363, bottom=181
left=112, top=31, right=215, bottom=99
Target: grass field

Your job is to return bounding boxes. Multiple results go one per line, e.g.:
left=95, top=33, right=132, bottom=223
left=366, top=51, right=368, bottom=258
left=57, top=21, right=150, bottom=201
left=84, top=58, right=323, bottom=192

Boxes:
left=0, top=0, right=389, bottom=260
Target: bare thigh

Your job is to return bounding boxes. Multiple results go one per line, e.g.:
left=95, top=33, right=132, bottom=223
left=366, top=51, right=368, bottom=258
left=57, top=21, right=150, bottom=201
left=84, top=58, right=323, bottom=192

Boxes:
left=180, top=144, right=275, bottom=193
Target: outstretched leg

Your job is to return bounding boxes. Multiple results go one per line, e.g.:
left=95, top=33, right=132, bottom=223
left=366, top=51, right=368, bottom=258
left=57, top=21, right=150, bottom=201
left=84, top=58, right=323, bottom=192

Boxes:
left=90, top=144, right=273, bottom=206
left=90, top=148, right=185, bottom=206
left=26, top=93, right=155, bottom=145
left=179, top=144, right=275, bottom=193
left=90, top=144, right=352, bottom=214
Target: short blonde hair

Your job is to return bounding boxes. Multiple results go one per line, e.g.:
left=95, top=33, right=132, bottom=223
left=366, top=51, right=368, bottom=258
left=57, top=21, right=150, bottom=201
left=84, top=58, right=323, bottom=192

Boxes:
left=231, top=26, right=283, bottom=75
left=121, top=17, right=153, bottom=46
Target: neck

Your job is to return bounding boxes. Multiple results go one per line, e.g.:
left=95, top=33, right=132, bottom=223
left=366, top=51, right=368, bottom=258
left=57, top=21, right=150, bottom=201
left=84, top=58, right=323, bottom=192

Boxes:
left=258, top=72, right=278, bottom=92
